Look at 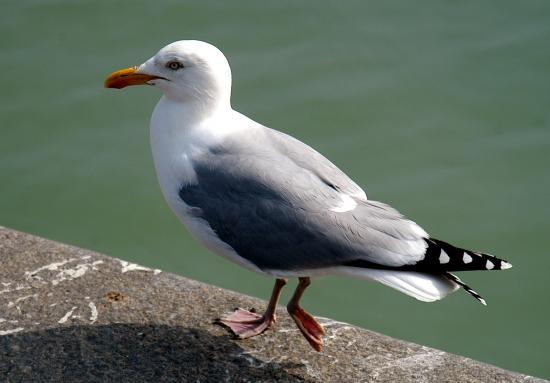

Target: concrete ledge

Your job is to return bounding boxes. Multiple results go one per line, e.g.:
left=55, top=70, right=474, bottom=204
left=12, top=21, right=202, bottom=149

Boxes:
left=0, top=226, right=545, bottom=382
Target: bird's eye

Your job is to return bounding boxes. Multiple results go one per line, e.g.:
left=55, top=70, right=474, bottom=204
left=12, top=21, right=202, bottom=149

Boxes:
left=166, top=61, right=184, bottom=70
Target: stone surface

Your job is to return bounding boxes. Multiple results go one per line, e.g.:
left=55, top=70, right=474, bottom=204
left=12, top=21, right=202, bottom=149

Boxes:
left=0, top=226, right=545, bottom=383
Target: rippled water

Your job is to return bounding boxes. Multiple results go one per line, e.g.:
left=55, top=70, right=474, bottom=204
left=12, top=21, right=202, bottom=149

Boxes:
left=1, top=1, right=549, bottom=378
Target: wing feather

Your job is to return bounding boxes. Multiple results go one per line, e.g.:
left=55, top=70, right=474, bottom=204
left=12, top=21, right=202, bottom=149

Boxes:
left=178, top=130, right=427, bottom=273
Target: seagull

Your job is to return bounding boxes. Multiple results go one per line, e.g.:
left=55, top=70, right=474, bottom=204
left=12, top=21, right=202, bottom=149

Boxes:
left=105, top=40, right=512, bottom=351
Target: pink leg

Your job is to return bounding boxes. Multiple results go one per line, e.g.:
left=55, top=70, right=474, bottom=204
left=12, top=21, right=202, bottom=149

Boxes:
left=287, top=277, right=325, bottom=352
left=216, top=278, right=287, bottom=339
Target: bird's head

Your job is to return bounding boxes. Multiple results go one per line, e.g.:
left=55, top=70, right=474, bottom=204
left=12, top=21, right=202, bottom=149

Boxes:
left=105, top=40, right=232, bottom=105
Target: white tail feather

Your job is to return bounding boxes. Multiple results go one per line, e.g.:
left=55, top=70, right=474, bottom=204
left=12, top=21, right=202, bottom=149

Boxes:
left=334, top=267, right=460, bottom=302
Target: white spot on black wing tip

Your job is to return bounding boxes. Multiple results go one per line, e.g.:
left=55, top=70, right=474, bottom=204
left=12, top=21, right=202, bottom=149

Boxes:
left=486, top=260, right=494, bottom=270
left=439, top=249, right=450, bottom=264
left=501, top=261, right=512, bottom=270
left=462, top=252, right=473, bottom=264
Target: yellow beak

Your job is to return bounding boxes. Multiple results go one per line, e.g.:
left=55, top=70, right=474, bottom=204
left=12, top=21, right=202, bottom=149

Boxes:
left=104, top=66, right=161, bottom=89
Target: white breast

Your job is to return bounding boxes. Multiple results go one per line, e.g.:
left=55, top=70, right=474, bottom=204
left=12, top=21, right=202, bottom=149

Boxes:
left=149, top=97, right=264, bottom=275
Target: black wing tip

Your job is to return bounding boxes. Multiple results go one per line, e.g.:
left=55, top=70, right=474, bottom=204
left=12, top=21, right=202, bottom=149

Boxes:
left=445, top=272, right=487, bottom=306
left=424, top=238, right=512, bottom=271
left=468, top=250, right=513, bottom=271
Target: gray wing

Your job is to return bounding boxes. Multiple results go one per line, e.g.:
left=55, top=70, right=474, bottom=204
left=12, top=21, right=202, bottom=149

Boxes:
left=178, top=131, right=427, bottom=273
left=266, top=128, right=367, bottom=199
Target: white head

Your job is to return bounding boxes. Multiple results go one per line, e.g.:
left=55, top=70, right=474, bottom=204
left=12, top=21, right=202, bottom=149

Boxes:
left=105, top=40, right=232, bottom=109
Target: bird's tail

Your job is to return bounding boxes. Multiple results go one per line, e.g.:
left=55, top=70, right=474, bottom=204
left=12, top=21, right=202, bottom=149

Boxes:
left=334, top=267, right=460, bottom=303
left=339, top=237, right=512, bottom=305
left=416, top=238, right=512, bottom=305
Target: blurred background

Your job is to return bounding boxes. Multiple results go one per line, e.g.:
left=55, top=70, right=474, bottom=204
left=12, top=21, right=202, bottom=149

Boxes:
left=1, top=0, right=549, bottom=378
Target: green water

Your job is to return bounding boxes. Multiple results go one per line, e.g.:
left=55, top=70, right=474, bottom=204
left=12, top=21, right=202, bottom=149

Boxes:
left=2, top=0, right=549, bottom=378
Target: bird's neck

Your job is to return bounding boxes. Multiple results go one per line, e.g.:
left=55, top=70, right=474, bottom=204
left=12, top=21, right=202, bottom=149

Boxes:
left=153, top=95, right=230, bottom=129
left=149, top=95, right=239, bottom=206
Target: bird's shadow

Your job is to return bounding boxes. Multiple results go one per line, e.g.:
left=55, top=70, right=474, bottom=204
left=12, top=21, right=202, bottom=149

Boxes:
left=0, top=323, right=312, bottom=382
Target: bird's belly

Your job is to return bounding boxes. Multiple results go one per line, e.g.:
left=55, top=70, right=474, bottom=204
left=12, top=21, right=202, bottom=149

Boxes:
left=164, top=190, right=266, bottom=276
left=150, top=135, right=262, bottom=273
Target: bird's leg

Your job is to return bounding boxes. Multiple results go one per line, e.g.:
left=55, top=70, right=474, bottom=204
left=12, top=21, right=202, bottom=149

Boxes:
left=287, top=277, right=325, bottom=352
left=217, top=278, right=287, bottom=339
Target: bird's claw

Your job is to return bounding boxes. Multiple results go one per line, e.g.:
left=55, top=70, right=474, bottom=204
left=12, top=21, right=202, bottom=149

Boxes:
left=216, top=307, right=275, bottom=339
left=289, top=307, right=325, bottom=352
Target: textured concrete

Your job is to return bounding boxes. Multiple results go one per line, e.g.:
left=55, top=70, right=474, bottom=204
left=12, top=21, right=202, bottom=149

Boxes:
left=0, top=226, right=545, bottom=383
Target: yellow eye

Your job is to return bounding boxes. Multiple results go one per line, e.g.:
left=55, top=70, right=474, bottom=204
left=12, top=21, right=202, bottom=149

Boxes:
left=167, top=61, right=183, bottom=70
